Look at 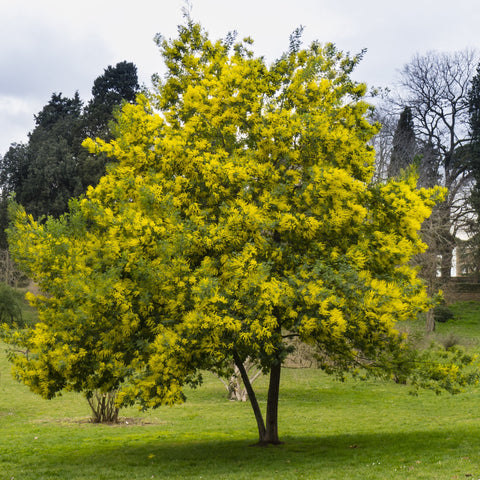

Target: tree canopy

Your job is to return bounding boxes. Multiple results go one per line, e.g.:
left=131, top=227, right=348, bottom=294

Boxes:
left=6, top=21, right=453, bottom=444
left=84, top=61, right=140, bottom=140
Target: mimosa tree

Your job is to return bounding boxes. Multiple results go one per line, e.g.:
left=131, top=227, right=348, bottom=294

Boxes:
left=5, top=21, right=455, bottom=443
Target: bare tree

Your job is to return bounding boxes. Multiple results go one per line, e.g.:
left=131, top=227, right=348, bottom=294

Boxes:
left=370, top=105, right=396, bottom=182
left=396, top=49, right=478, bottom=281
left=370, top=50, right=478, bottom=332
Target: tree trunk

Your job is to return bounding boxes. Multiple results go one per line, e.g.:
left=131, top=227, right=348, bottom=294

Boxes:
left=425, top=308, right=435, bottom=333
left=219, top=358, right=262, bottom=401
left=440, top=247, right=453, bottom=281
left=233, top=351, right=266, bottom=442
left=262, top=362, right=282, bottom=445
left=233, top=351, right=283, bottom=445
left=87, top=390, right=119, bottom=423
left=437, top=200, right=454, bottom=281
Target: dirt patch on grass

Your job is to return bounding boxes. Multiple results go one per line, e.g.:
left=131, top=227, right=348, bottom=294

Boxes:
left=34, top=416, right=167, bottom=426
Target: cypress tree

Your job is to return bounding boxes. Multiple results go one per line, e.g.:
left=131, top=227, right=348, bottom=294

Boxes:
left=387, top=106, right=416, bottom=178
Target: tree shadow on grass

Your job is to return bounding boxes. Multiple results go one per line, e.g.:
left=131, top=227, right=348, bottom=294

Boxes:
left=15, top=427, right=480, bottom=479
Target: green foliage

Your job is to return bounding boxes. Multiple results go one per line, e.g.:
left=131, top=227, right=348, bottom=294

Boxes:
left=0, top=281, right=23, bottom=327
left=440, top=332, right=461, bottom=350
left=23, top=92, right=84, bottom=218
left=84, top=61, right=139, bottom=140
left=433, top=304, right=455, bottom=323
left=0, top=63, right=139, bottom=224
left=468, top=62, right=480, bottom=164
left=466, top=63, right=480, bottom=263
left=0, top=92, right=85, bottom=220
left=77, top=62, right=140, bottom=192
left=408, top=343, right=479, bottom=395
left=5, top=20, right=454, bottom=443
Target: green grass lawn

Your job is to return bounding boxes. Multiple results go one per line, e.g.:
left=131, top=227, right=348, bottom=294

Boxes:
left=2, top=302, right=480, bottom=479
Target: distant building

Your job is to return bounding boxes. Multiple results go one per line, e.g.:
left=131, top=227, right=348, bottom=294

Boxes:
left=455, top=240, right=479, bottom=279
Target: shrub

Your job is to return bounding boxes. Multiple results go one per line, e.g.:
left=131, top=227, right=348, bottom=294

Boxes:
left=0, top=282, right=24, bottom=327
left=441, top=332, right=461, bottom=350
left=433, top=304, right=454, bottom=323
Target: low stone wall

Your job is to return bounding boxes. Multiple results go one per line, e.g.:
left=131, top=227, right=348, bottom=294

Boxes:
left=444, top=279, right=480, bottom=303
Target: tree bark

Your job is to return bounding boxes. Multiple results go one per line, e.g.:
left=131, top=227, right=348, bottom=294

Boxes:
left=440, top=246, right=454, bottom=281
left=87, top=390, right=119, bottom=423
left=233, top=351, right=266, bottom=442
left=233, top=350, right=284, bottom=445
left=425, top=309, right=435, bottom=333
left=262, top=361, right=282, bottom=445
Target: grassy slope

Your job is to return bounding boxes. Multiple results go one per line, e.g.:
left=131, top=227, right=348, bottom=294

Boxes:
left=2, top=302, right=480, bottom=479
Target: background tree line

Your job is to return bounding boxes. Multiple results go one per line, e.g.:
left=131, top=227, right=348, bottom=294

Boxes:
left=372, top=49, right=480, bottom=330
left=0, top=61, right=140, bottom=248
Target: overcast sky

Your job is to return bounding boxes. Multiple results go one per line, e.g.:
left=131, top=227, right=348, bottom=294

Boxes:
left=1, top=0, right=479, bottom=155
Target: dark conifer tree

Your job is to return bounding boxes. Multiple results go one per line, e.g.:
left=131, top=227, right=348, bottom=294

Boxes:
left=79, top=61, right=140, bottom=189
left=464, top=63, right=480, bottom=276
left=24, top=92, right=84, bottom=219
left=387, top=106, right=416, bottom=178
left=468, top=63, right=480, bottom=216
left=83, top=61, right=140, bottom=140
left=0, top=61, right=140, bottom=227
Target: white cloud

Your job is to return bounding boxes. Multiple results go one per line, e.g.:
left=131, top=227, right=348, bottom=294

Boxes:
left=0, top=95, right=40, bottom=150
